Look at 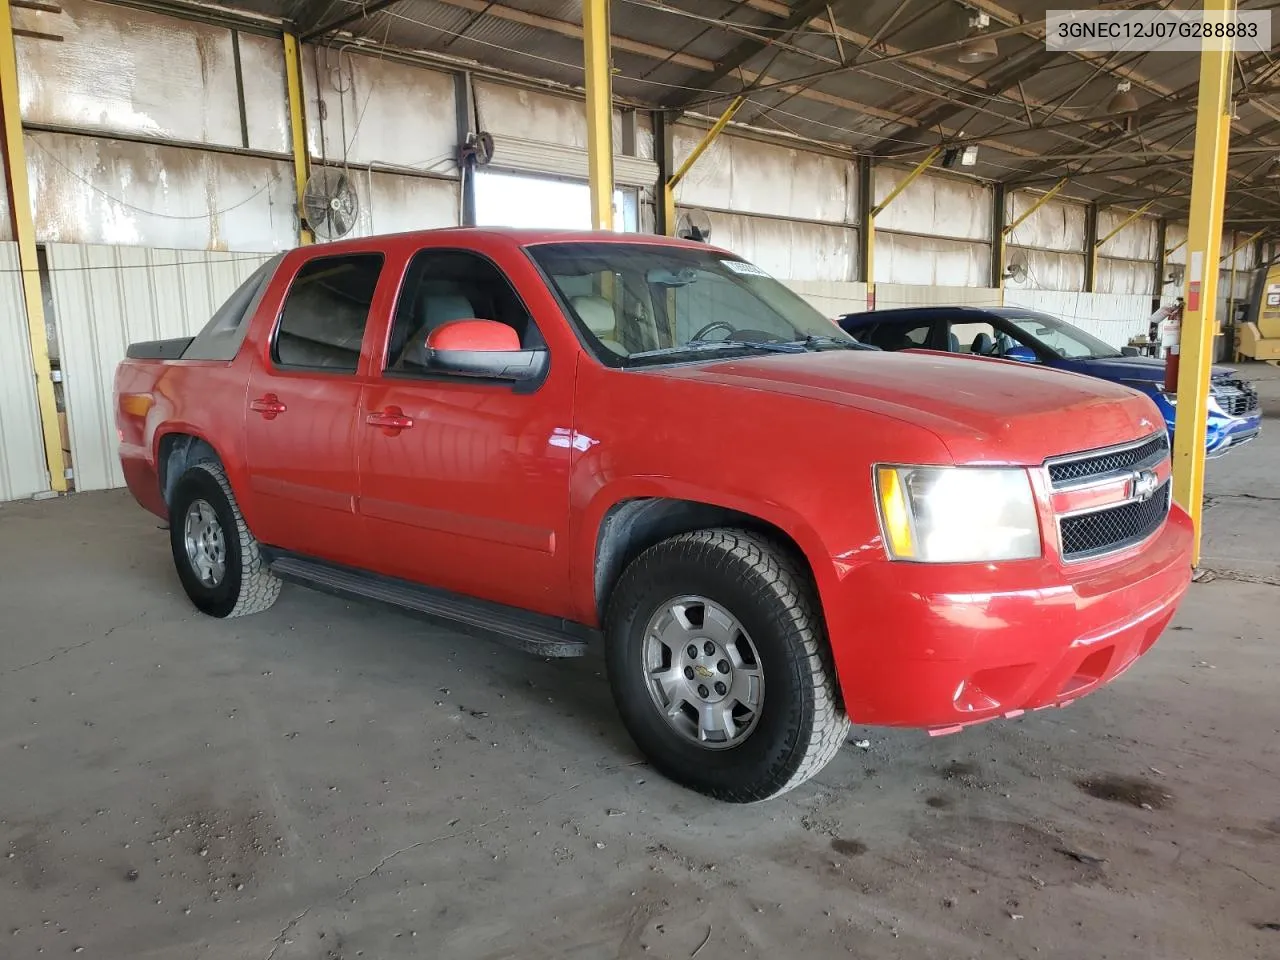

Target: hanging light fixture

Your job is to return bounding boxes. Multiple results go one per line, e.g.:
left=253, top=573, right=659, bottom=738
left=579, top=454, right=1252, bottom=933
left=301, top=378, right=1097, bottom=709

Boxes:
left=1107, top=79, right=1139, bottom=114
left=957, top=12, right=999, bottom=63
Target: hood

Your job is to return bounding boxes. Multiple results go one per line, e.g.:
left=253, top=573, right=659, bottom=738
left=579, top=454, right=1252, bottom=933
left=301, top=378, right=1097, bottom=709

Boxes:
left=1060, top=354, right=1235, bottom=383
left=651, top=350, right=1165, bottom=465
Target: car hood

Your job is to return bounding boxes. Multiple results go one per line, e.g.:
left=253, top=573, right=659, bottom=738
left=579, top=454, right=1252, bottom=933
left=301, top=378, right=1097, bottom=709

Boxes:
left=1059, top=354, right=1236, bottom=383
left=650, top=350, right=1164, bottom=465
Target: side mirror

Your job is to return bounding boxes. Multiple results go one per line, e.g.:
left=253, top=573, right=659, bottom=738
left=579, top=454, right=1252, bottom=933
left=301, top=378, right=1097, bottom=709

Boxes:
left=1120, top=345, right=1141, bottom=357
left=1004, top=345, right=1038, bottom=363
left=424, top=319, right=547, bottom=381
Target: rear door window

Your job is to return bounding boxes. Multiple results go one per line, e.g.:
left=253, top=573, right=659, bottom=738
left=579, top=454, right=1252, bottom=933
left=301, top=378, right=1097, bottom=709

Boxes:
left=861, top=320, right=933, bottom=351
left=272, top=254, right=384, bottom=372
left=948, top=320, right=1000, bottom=356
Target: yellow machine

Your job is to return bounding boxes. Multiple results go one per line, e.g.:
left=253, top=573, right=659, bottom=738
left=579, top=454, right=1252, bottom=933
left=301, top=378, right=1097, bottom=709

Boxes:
left=1239, top=261, right=1280, bottom=363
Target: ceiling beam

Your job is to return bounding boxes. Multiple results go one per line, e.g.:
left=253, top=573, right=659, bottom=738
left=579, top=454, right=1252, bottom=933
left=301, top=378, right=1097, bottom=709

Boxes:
left=666, top=0, right=834, bottom=111
left=302, top=0, right=402, bottom=41
left=871, top=42, right=1067, bottom=156
left=288, top=0, right=337, bottom=35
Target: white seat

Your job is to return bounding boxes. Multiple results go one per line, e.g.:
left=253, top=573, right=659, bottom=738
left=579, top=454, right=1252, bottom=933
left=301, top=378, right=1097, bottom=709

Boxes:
left=571, top=295, right=628, bottom=356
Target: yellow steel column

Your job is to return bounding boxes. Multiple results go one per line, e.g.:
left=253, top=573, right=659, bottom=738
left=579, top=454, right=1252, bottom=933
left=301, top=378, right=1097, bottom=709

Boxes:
left=0, top=0, right=67, bottom=491
left=582, top=0, right=613, bottom=231
left=283, top=33, right=312, bottom=245
left=1173, top=0, right=1235, bottom=564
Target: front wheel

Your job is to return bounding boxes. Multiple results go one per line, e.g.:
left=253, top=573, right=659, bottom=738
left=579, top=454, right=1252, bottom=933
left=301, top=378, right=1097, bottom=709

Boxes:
left=168, top=461, right=281, bottom=619
left=605, top=529, right=849, bottom=802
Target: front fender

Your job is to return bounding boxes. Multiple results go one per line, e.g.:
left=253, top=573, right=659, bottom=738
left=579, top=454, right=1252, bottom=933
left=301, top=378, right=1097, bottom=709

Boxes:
left=569, top=474, right=850, bottom=630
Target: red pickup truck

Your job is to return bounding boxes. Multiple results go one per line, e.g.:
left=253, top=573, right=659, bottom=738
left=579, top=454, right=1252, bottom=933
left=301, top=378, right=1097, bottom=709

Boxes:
left=116, top=229, right=1194, bottom=802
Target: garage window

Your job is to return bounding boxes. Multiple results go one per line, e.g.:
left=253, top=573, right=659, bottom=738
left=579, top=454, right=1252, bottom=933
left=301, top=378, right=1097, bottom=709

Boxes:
left=273, top=254, right=384, bottom=372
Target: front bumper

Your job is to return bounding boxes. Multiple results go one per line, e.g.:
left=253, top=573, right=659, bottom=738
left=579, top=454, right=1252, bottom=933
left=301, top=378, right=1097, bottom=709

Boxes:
left=824, top=507, right=1193, bottom=730
left=1206, top=410, right=1262, bottom=457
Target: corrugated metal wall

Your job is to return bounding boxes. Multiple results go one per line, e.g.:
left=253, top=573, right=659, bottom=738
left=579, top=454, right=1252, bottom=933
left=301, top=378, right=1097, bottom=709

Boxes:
left=1095, top=208, right=1158, bottom=297
left=48, top=244, right=272, bottom=492
left=672, top=128, right=857, bottom=283
left=1004, top=191, right=1088, bottom=293
left=1002, top=290, right=1152, bottom=348
left=0, top=243, right=50, bottom=500
left=873, top=168, right=992, bottom=286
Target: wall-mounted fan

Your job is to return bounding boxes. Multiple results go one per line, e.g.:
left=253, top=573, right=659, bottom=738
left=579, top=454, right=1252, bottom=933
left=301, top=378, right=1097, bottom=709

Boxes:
left=1004, top=260, right=1028, bottom=283
left=303, top=168, right=360, bottom=240
left=676, top=208, right=712, bottom=243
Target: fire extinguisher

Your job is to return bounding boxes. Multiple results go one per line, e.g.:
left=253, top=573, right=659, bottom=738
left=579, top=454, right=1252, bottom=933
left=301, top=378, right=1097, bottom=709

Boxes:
left=1161, top=299, right=1183, bottom=395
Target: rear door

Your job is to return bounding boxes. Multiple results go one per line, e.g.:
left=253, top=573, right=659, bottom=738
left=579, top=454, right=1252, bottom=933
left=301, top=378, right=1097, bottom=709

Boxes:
left=243, top=252, right=386, bottom=566
left=356, top=246, right=575, bottom=617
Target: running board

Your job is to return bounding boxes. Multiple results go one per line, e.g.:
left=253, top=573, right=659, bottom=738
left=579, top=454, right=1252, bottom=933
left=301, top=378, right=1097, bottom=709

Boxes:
left=269, top=555, right=591, bottom=658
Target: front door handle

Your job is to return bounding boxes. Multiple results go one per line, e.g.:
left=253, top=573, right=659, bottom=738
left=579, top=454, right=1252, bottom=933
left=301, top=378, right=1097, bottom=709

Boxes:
left=366, top=406, right=414, bottom=434
left=250, top=393, right=287, bottom=419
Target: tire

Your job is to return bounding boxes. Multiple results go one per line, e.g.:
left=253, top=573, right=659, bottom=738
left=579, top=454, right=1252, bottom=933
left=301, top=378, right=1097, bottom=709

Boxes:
left=168, top=461, right=281, bottom=619
left=605, top=529, right=849, bottom=803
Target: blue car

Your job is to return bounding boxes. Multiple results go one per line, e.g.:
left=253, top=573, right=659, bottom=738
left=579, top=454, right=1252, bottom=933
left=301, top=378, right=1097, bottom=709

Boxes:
left=838, top=306, right=1262, bottom=458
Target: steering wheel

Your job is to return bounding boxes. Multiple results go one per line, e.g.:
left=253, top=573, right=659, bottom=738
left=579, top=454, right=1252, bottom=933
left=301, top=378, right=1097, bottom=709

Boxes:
left=691, top=320, right=735, bottom=341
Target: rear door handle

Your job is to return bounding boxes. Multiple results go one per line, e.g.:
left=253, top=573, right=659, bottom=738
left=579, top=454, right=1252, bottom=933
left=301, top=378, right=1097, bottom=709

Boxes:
left=250, top=394, right=287, bottom=419
left=366, top=407, right=414, bottom=433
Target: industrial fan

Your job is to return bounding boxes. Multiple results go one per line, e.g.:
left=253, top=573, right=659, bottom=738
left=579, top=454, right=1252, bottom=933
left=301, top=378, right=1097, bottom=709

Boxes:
left=303, top=167, right=360, bottom=240
left=676, top=208, right=713, bottom=243
left=1003, top=260, right=1028, bottom=283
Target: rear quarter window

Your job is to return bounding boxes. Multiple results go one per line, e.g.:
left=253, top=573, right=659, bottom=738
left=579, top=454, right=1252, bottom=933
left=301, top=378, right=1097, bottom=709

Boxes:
left=182, top=255, right=284, bottom=361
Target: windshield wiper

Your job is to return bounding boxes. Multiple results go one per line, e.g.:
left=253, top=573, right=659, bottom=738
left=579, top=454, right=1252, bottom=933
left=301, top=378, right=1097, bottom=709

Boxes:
left=630, top=338, right=805, bottom=359
left=788, top=335, right=878, bottom=351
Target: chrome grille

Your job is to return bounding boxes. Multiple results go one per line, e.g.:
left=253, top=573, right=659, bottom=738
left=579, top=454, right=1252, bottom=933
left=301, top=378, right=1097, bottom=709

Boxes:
left=1059, top=483, right=1171, bottom=560
left=1047, top=433, right=1172, bottom=561
left=1047, top=433, right=1168, bottom=486
left=1212, top=380, right=1260, bottom=417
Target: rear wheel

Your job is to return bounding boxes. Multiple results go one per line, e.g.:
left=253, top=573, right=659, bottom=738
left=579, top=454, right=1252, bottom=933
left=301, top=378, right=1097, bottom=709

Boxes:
left=605, top=529, right=849, bottom=802
left=168, top=461, right=281, bottom=619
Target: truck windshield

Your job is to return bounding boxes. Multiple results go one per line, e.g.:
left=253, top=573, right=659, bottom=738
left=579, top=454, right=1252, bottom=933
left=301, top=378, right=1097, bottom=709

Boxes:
left=1001, top=311, right=1122, bottom=360
left=527, top=242, right=868, bottom=365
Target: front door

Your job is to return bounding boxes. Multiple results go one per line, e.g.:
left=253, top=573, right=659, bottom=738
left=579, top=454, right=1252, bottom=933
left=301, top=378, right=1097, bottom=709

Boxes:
left=243, top=252, right=385, bottom=566
left=356, top=247, right=575, bottom=618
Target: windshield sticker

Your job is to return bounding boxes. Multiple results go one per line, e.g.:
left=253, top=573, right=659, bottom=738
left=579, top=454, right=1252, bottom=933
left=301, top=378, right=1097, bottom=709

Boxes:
left=722, top=259, right=771, bottom=278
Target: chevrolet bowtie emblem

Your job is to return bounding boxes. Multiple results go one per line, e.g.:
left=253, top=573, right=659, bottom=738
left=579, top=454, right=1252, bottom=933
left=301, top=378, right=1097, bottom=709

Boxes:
left=1131, top=468, right=1160, bottom=502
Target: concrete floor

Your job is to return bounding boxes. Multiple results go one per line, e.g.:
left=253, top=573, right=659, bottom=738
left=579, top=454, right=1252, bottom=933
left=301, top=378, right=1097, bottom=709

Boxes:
left=2, top=370, right=1278, bottom=960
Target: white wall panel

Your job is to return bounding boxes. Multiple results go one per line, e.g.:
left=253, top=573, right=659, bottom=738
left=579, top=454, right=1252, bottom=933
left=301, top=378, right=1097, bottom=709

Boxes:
left=873, top=170, right=990, bottom=240
left=0, top=243, right=49, bottom=501
left=1005, top=245, right=1086, bottom=292
left=16, top=0, right=243, bottom=148
left=318, top=168, right=459, bottom=239
left=1006, top=192, right=1087, bottom=252
left=787, top=280, right=867, bottom=317
left=1097, top=257, right=1155, bottom=296
left=239, top=32, right=291, bottom=155
left=1096, top=208, right=1158, bottom=261
left=48, top=245, right=272, bottom=492
left=305, top=47, right=457, bottom=174
left=27, top=131, right=296, bottom=252
left=1165, top=222, right=1188, bottom=264
left=0, top=149, right=10, bottom=241
left=1002, top=290, right=1152, bottom=348
left=698, top=210, right=855, bottom=282
left=672, top=127, right=854, bottom=223
left=875, top=232, right=990, bottom=286
left=876, top=283, right=1001, bottom=309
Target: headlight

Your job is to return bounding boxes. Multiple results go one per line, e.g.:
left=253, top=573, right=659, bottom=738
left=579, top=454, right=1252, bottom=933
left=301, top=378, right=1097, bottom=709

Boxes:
left=875, top=466, right=1042, bottom=562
